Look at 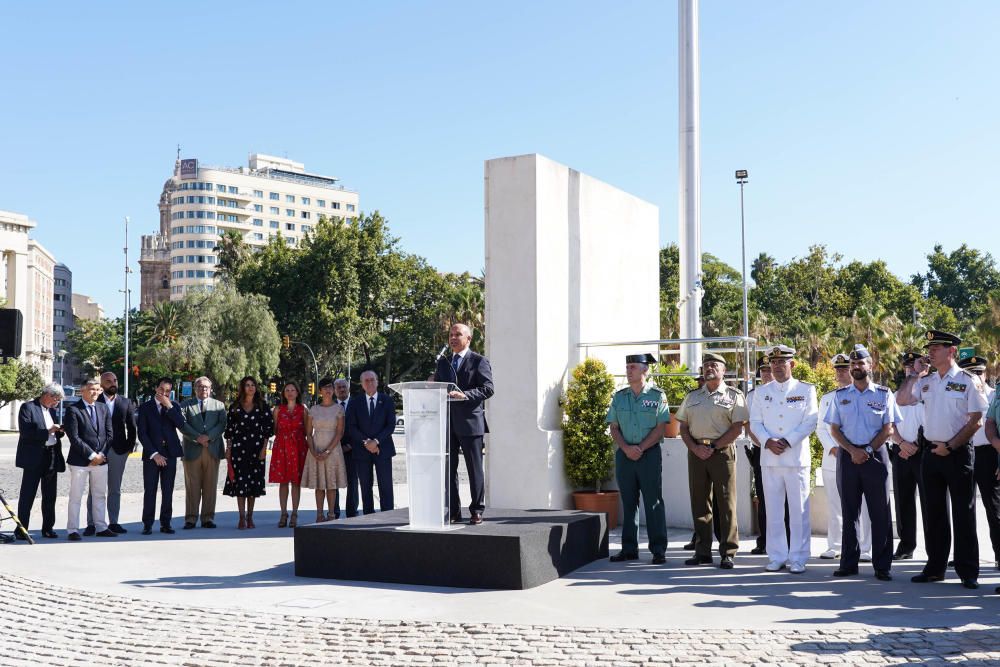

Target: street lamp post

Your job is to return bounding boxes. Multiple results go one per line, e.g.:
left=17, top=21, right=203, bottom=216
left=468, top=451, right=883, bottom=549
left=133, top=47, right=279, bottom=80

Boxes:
left=735, top=169, right=750, bottom=391
left=57, top=349, right=67, bottom=422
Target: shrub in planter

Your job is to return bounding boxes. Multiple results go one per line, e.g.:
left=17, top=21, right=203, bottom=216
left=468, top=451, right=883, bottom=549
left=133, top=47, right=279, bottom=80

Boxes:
left=562, top=358, right=617, bottom=492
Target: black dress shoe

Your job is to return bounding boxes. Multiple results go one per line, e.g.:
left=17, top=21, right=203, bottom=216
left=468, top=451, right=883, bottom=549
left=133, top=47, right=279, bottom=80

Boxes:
left=108, top=523, right=127, bottom=534
left=141, top=526, right=153, bottom=535
left=183, top=522, right=196, bottom=530
left=961, top=579, right=979, bottom=590
left=160, top=526, right=175, bottom=534
left=450, top=514, right=463, bottom=524
left=948, top=560, right=955, bottom=568
left=892, top=550, right=913, bottom=561
left=651, top=554, right=667, bottom=565
left=833, top=568, right=859, bottom=577
left=82, top=525, right=96, bottom=537
left=95, top=529, right=118, bottom=537
left=911, top=573, right=945, bottom=583
left=684, top=555, right=713, bottom=566
left=67, top=532, right=82, bottom=541
left=15, top=531, right=28, bottom=541
left=750, top=546, right=766, bottom=555
left=682, top=541, right=696, bottom=550
left=874, top=570, right=892, bottom=581
left=202, top=521, right=216, bottom=529
left=720, top=556, right=735, bottom=569
left=609, top=552, right=639, bottom=562
left=469, top=513, right=483, bottom=525
left=41, top=530, right=58, bottom=539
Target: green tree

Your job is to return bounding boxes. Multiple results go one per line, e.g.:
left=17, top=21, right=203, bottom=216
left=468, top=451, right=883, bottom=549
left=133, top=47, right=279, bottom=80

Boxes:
left=911, top=244, right=1000, bottom=322
left=0, top=359, right=45, bottom=411
left=562, top=358, right=616, bottom=491
left=65, top=317, right=124, bottom=378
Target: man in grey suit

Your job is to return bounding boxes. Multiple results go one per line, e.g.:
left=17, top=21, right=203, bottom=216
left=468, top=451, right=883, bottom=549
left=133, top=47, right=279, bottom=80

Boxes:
left=179, top=376, right=227, bottom=529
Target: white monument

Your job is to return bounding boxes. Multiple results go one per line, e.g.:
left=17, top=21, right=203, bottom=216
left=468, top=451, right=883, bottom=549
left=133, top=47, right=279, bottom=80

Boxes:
left=484, top=154, right=659, bottom=510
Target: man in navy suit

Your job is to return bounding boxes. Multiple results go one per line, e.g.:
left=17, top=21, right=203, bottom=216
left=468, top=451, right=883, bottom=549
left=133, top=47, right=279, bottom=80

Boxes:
left=137, top=377, right=185, bottom=534
left=333, top=378, right=358, bottom=518
left=346, top=370, right=396, bottom=514
left=63, top=377, right=117, bottom=540
left=83, top=371, right=137, bottom=535
left=434, top=323, right=494, bottom=525
left=15, top=383, right=67, bottom=539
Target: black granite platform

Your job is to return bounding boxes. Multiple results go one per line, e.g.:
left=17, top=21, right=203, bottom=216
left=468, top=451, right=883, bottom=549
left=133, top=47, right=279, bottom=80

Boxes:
left=293, top=508, right=608, bottom=590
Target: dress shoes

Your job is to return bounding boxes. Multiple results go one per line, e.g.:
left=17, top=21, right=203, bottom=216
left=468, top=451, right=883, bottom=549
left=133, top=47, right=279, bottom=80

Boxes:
left=651, top=554, right=667, bottom=565
left=82, top=525, right=95, bottom=537
left=202, top=521, right=217, bottom=529
left=141, top=526, right=153, bottom=535
left=67, top=532, right=82, bottom=541
left=682, top=540, right=696, bottom=550
left=15, top=531, right=29, bottom=541
left=160, top=526, right=175, bottom=534
left=765, top=561, right=785, bottom=572
left=450, top=514, right=463, bottom=525
left=891, top=549, right=913, bottom=561
left=859, top=552, right=872, bottom=563
left=789, top=562, right=806, bottom=574
left=961, top=579, right=979, bottom=590
left=684, top=555, right=713, bottom=566
left=108, top=523, right=127, bottom=534
left=719, top=556, right=735, bottom=570
left=874, top=570, right=892, bottom=581
left=609, top=552, right=639, bottom=563
left=832, top=568, right=858, bottom=577
left=911, top=573, right=945, bottom=583
left=947, top=560, right=955, bottom=568
left=183, top=522, right=196, bottom=530
left=95, top=529, right=118, bottom=537
left=749, top=546, right=766, bottom=555
left=41, top=529, right=58, bottom=539
left=819, top=549, right=838, bottom=559
left=469, top=513, right=483, bottom=526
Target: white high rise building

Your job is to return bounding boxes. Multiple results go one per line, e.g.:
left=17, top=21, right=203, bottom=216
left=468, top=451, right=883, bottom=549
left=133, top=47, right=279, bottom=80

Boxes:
left=140, top=153, right=360, bottom=305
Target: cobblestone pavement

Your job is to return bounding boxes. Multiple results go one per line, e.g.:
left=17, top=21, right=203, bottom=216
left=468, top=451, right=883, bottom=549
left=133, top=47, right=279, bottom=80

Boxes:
left=2, top=575, right=999, bottom=666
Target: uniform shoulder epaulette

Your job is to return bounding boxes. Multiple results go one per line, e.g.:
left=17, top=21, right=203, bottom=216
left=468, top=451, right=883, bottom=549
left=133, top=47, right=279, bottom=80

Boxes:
left=873, top=383, right=889, bottom=392
left=960, top=369, right=978, bottom=379
left=835, top=385, right=851, bottom=393
left=647, top=385, right=666, bottom=395
left=797, top=380, right=814, bottom=387
left=615, top=386, right=630, bottom=395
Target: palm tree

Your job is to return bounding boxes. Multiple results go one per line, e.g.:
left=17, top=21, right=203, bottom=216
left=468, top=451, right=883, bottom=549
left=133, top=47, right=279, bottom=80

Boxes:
left=137, top=302, right=184, bottom=346
left=797, top=316, right=832, bottom=368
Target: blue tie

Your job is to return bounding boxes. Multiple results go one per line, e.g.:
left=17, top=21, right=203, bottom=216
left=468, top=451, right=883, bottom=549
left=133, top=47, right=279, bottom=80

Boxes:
left=452, top=354, right=461, bottom=373
left=87, top=404, right=97, bottom=429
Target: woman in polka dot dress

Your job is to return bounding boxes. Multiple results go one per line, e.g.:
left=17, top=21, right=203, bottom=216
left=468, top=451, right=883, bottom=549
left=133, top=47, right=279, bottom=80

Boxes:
left=269, top=381, right=311, bottom=528
left=223, top=376, right=274, bottom=530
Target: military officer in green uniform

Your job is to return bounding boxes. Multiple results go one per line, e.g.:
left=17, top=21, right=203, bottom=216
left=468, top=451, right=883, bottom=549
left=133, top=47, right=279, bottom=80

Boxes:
left=607, top=353, right=670, bottom=564
left=676, top=352, right=750, bottom=568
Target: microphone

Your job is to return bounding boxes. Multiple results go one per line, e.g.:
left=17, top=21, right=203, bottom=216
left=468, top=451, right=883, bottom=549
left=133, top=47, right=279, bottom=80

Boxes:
left=435, top=345, right=449, bottom=361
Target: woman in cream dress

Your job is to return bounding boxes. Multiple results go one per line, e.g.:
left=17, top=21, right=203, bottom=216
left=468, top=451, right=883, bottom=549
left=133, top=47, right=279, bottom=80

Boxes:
left=302, top=377, right=347, bottom=522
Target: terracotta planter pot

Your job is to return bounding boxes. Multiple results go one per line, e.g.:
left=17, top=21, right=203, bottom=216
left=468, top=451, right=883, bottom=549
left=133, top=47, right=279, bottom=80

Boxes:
left=663, top=415, right=681, bottom=439
left=572, top=490, right=620, bottom=530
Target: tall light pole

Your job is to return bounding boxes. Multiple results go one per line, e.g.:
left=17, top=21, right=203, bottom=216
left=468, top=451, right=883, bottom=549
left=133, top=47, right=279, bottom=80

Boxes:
left=736, top=170, right=750, bottom=390
left=122, top=216, right=132, bottom=398
left=57, top=348, right=67, bottom=421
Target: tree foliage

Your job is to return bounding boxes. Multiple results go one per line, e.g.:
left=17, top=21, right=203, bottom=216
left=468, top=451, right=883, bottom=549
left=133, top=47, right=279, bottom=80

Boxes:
left=562, top=358, right=616, bottom=491
left=0, top=359, right=45, bottom=410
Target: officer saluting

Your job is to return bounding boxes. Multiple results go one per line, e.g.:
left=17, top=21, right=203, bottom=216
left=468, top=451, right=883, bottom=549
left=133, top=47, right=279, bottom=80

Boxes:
left=824, top=344, right=900, bottom=581
left=607, top=353, right=670, bottom=565
left=749, top=345, right=818, bottom=574
left=897, top=330, right=989, bottom=589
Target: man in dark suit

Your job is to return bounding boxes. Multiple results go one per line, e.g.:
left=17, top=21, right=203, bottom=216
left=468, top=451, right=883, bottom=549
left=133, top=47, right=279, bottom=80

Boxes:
left=346, top=370, right=396, bottom=514
left=15, top=384, right=67, bottom=539
left=137, top=377, right=185, bottom=535
left=333, top=378, right=358, bottom=518
left=434, top=323, right=494, bottom=525
left=63, top=377, right=117, bottom=540
left=84, top=371, right=136, bottom=535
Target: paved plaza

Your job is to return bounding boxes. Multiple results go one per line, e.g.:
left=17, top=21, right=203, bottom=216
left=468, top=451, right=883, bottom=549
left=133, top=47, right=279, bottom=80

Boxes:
left=2, top=432, right=999, bottom=665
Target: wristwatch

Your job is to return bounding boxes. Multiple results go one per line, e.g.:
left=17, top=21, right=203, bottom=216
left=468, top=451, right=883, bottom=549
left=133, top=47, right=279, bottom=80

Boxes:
left=699, top=438, right=715, bottom=450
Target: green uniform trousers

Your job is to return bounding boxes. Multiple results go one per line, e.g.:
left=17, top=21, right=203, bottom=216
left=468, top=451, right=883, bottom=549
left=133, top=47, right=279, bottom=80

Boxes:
left=688, top=445, right=739, bottom=558
left=616, top=444, right=668, bottom=556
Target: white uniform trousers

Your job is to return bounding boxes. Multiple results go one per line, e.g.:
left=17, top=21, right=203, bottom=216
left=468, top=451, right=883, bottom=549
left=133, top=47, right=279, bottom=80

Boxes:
left=822, top=466, right=871, bottom=554
left=67, top=464, right=108, bottom=533
left=763, top=466, right=811, bottom=564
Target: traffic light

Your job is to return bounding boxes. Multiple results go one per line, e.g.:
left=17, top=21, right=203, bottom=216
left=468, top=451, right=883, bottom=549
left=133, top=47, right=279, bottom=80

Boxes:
left=308, top=382, right=316, bottom=395
left=268, top=382, right=277, bottom=393
left=282, top=335, right=291, bottom=350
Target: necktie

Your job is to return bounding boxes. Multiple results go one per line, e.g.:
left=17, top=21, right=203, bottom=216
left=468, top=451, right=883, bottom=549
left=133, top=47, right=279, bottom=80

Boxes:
left=368, top=397, right=375, bottom=416
left=199, top=400, right=204, bottom=414
left=87, top=404, right=97, bottom=429
left=452, top=354, right=461, bottom=373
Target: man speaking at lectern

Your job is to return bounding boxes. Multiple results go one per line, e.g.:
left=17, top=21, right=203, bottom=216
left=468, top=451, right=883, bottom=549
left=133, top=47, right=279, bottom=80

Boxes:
left=434, top=323, right=494, bottom=525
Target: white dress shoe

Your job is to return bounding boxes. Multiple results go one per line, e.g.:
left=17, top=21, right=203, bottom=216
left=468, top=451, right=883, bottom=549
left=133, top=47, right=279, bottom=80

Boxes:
left=819, top=549, right=838, bottom=559
left=860, top=552, right=873, bottom=562
left=789, top=562, right=806, bottom=574
left=765, top=561, right=785, bottom=572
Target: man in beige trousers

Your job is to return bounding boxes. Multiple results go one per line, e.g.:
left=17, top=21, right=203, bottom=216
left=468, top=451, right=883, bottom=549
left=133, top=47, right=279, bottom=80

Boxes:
left=180, top=377, right=228, bottom=529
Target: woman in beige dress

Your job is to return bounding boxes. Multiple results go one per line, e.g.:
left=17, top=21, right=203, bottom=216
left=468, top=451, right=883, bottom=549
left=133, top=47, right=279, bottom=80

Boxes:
left=302, top=377, right=347, bottom=521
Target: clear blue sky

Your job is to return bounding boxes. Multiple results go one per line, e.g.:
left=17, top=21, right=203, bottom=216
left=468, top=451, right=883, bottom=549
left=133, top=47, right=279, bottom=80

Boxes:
left=1, top=1, right=997, bottom=315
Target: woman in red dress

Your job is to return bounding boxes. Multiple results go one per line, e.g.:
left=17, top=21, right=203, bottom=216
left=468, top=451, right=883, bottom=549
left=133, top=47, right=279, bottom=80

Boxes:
left=269, top=381, right=311, bottom=527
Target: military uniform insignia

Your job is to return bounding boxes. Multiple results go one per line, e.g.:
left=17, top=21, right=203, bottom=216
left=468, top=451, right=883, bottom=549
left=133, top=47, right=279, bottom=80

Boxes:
left=921, top=385, right=930, bottom=392
left=840, top=399, right=851, bottom=405
left=641, top=399, right=660, bottom=408
left=866, top=401, right=886, bottom=410
left=945, top=382, right=967, bottom=393
left=786, top=395, right=805, bottom=403
left=926, top=331, right=934, bottom=340
left=764, top=394, right=773, bottom=402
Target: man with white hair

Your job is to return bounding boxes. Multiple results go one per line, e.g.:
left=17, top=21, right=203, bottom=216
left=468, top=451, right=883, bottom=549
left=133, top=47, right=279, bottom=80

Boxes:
left=180, top=376, right=227, bottom=529
left=15, top=383, right=66, bottom=539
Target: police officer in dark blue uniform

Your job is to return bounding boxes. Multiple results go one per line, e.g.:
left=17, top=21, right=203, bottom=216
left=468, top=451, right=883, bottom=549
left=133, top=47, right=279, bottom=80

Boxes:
left=824, top=344, right=900, bottom=581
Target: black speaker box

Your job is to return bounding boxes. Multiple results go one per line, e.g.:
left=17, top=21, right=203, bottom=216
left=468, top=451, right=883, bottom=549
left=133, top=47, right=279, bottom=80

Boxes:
left=0, top=309, right=24, bottom=358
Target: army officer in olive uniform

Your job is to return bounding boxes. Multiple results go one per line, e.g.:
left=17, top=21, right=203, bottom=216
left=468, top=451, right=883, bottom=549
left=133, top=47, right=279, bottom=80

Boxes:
left=607, top=353, right=670, bottom=564
left=676, top=352, right=749, bottom=569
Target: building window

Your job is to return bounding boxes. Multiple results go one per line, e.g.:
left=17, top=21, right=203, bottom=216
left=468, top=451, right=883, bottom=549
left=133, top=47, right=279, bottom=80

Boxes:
left=254, top=204, right=263, bottom=212
left=285, top=209, right=295, bottom=217
left=301, top=225, right=312, bottom=234
left=55, top=278, right=67, bottom=287
left=252, top=233, right=264, bottom=240
left=331, top=202, right=341, bottom=210
left=54, top=293, right=66, bottom=302
left=286, top=237, right=296, bottom=246
left=195, top=270, right=206, bottom=278
left=54, top=325, right=65, bottom=332
left=270, top=192, right=279, bottom=200
left=216, top=184, right=226, bottom=192
left=253, top=218, right=263, bottom=227
left=285, top=223, right=296, bottom=231
left=172, top=256, right=184, bottom=264
left=317, top=199, right=326, bottom=208
left=286, top=194, right=295, bottom=203
left=228, top=186, right=237, bottom=194
left=301, top=197, right=310, bottom=205
left=346, top=204, right=356, bottom=212
left=254, top=190, right=264, bottom=198
left=270, top=206, right=280, bottom=214
left=186, top=270, right=195, bottom=278
left=269, top=220, right=279, bottom=229
left=54, top=309, right=66, bottom=317
left=207, top=255, right=217, bottom=264
left=300, top=211, right=310, bottom=219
